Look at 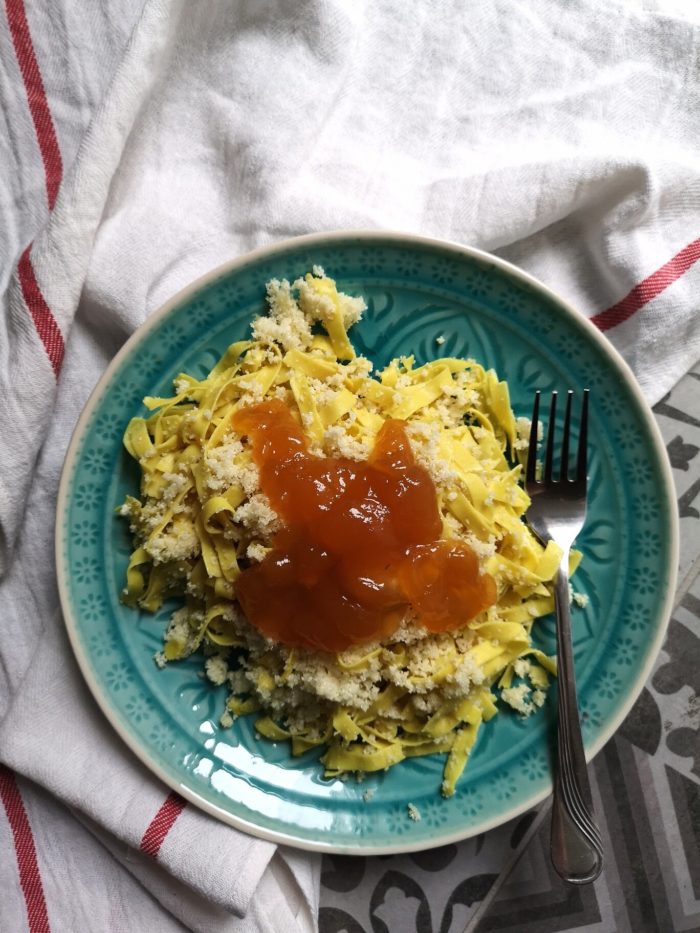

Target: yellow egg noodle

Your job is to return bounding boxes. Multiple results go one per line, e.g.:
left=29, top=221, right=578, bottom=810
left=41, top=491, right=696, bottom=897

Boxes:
left=119, top=270, right=581, bottom=796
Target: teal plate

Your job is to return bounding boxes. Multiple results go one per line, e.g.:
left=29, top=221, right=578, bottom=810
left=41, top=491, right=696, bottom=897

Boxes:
left=56, top=232, right=678, bottom=854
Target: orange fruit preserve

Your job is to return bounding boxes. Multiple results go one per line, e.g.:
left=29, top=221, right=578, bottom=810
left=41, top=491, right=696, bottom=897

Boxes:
left=232, top=400, right=497, bottom=652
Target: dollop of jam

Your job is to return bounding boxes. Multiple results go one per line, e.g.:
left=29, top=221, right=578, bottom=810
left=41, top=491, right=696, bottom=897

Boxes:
left=232, top=400, right=496, bottom=652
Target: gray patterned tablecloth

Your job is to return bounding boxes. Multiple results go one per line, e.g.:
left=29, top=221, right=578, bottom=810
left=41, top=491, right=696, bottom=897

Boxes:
left=319, top=360, right=700, bottom=933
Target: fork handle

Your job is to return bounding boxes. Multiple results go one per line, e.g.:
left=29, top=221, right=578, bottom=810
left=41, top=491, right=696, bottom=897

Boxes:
left=550, top=557, right=604, bottom=884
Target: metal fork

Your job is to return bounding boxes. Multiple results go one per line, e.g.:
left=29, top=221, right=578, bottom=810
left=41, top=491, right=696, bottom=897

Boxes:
left=525, top=389, right=603, bottom=884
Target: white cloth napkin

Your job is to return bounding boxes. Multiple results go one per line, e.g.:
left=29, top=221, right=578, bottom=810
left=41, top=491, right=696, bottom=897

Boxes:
left=1, top=0, right=699, bottom=930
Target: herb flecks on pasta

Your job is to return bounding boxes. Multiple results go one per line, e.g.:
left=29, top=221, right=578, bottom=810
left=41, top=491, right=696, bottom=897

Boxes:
left=119, top=270, right=578, bottom=796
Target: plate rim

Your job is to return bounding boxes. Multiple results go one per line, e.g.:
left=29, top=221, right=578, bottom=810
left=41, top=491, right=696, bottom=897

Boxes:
left=55, top=229, right=679, bottom=854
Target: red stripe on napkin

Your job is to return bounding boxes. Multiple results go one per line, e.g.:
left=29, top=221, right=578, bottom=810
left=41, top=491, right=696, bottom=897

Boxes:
left=5, top=0, right=63, bottom=210
left=140, top=792, right=187, bottom=858
left=592, top=237, right=700, bottom=332
left=6, top=0, right=66, bottom=377
left=18, top=246, right=65, bottom=377
left=0, top=767, right=51, bottom=933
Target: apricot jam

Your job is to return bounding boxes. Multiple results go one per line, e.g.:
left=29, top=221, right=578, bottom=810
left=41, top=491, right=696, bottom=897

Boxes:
left=232, top=400, right=496, bottom=652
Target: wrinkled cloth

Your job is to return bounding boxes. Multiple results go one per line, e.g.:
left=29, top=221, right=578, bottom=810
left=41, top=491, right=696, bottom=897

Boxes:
left=1, top=1, right=699, bottom=930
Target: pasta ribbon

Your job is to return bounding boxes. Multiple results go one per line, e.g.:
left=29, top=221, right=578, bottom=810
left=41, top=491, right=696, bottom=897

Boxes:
left=119, top=268, right=584, bottom=799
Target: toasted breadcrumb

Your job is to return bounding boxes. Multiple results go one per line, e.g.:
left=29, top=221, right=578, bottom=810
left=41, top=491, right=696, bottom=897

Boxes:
left=205, top=655, right=230, bottom=686
left=501, top=683, right=534, bottom=716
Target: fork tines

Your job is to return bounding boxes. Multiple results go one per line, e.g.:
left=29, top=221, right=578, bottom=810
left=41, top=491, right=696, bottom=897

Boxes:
left=527, top=390, right=589, bottom=487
